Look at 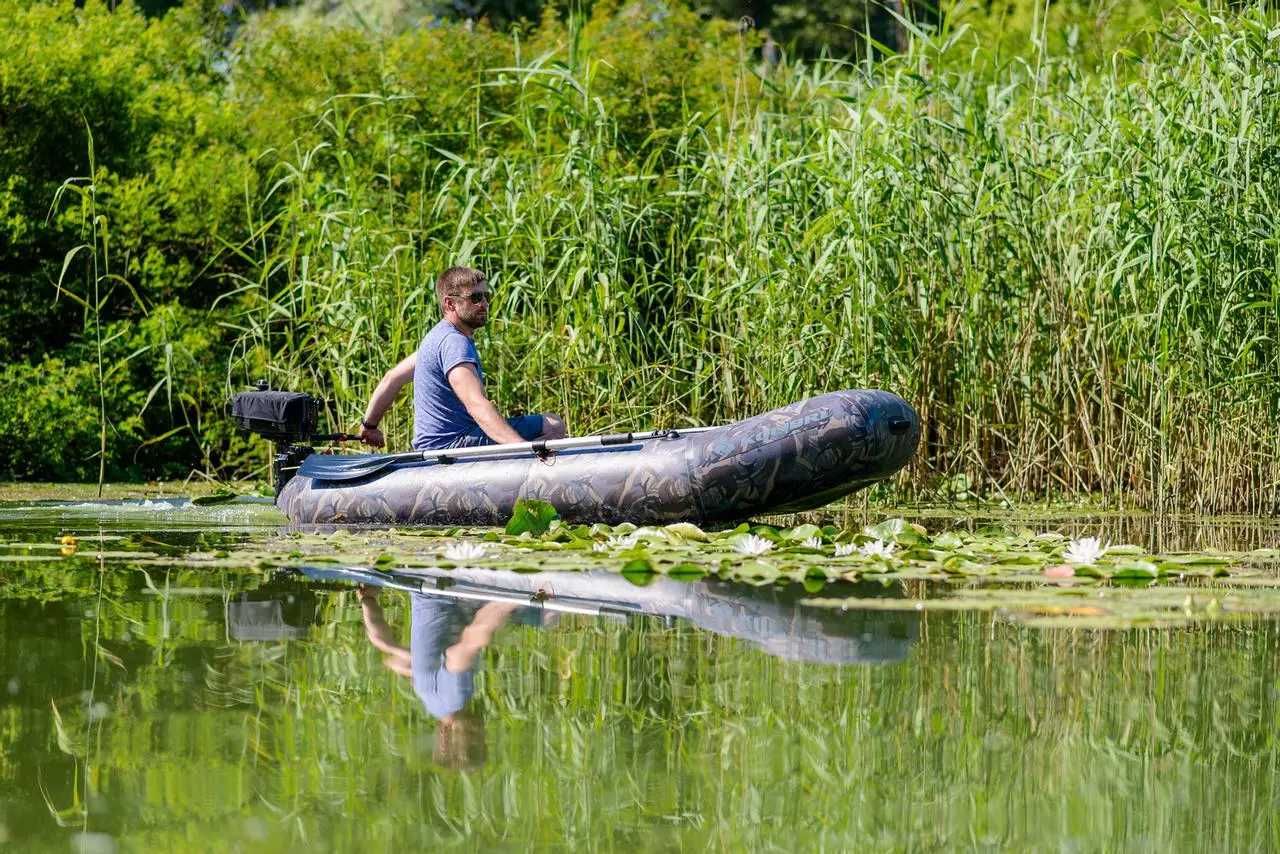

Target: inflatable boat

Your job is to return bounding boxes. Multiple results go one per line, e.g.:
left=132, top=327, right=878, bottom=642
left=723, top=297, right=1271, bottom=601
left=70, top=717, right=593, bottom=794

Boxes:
left=232, top=387, right=919, bottom=526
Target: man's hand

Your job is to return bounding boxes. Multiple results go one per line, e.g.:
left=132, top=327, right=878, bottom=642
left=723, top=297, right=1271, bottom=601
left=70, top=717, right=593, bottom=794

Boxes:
left=359, top=425, right=386, bottom=447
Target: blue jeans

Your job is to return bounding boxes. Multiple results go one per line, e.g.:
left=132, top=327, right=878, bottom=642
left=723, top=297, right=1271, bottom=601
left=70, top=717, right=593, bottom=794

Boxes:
left=445, top=414, right=545, bottom=448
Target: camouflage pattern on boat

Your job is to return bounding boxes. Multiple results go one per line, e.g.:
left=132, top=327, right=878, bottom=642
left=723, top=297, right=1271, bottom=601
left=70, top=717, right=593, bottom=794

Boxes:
left=277, top=389, right=920, bottom=525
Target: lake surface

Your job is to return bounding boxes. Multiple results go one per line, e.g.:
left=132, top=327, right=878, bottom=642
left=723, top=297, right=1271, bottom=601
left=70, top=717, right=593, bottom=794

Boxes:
left=0, top=496, right=1276, bottom=851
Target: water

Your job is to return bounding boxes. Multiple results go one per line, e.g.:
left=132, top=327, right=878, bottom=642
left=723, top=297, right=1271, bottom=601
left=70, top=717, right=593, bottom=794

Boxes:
left=0, top=497, right=1277, bottom=850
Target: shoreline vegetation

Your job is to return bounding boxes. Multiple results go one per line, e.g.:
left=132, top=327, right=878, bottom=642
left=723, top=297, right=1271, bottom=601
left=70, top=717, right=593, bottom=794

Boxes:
left=2, top=0, right=1278, bottom=513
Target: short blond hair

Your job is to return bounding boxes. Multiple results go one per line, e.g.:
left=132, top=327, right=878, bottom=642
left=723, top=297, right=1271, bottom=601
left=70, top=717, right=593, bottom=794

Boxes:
left=434, top=711, right=486, bottom=770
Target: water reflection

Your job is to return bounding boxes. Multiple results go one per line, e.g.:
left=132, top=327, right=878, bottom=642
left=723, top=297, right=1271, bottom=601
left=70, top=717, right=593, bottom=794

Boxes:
left=318, top=567, right=920, bottom=767
left=357, top=590, right=541, bottom=769
left=907, top=507, right=1280, bottom=553
left=0, top=504, right=1276, bottom=851
left=0, top=497, right=283, bottom=531
left=308, top=565, right=920, bottom=667
left=228, top=590, right=318, bottom=641
left=0, top=558, right=1273, bottom=850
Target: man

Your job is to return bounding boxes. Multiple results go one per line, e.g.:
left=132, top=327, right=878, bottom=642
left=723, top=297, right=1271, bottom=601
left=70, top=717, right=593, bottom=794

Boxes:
left=357, top=266, right=566, bottom=449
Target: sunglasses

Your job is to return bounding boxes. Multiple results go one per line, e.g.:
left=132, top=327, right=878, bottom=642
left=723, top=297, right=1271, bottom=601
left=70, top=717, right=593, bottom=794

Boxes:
left=451, top=290, right=493, bottom=306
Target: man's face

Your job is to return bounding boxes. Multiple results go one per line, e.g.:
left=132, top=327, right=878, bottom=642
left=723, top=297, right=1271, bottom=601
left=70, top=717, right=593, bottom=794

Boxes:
left=449, top=285, right=492, bottom=329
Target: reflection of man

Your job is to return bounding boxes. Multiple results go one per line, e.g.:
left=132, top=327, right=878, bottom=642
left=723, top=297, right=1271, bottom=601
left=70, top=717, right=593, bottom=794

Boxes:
left=357, top=587, right=523, bottom=769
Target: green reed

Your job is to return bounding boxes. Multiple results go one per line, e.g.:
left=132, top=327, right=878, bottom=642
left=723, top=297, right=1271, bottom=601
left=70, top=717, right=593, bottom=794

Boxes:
left=51, top=127, right=110, bottom=497
left=224, top=3, right=1280, bottom=512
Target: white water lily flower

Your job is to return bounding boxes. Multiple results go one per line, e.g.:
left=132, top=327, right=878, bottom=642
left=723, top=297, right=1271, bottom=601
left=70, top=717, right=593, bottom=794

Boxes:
left=442, top=541, right=488, bottom=561
left=732, top=534, right=775, bottom=556
left=802, top=536, right=823, bottom=550
left=1064, top=536, right=1107, bottom=566
left=834, top=543, right=858, bottom=558
left=858, top=539, right=897, bottom=559
left=591, top=542, right=609, bottom=553
left=608, top=533, right=639, bottom=548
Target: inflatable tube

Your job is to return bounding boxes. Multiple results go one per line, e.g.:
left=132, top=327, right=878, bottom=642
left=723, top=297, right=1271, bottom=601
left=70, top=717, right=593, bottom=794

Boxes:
left=278, top=389, right=919, bottom=525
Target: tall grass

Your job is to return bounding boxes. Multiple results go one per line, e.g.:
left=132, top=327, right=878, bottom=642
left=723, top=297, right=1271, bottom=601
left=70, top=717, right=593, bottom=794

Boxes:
left=224, top=3, right=1280, bottom=512
left=52, top=128, right=110, bottom=497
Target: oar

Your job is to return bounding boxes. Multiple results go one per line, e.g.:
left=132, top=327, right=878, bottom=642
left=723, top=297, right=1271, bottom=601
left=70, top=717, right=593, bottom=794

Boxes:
left=293, top=564, right=637, bottom=617
left=297, top=426, right=715, bottom=483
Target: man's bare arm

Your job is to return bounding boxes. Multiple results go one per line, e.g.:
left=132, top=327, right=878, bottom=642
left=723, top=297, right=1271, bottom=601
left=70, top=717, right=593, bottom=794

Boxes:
left=359, top=354, right=416, bottom=446
left=444, top=601, right=519, bottom=673
left=358, top=589, right=405, bottom=653
left=446, top=364, right=524, bottom=444
left=357, top=588, right=412, bottom=676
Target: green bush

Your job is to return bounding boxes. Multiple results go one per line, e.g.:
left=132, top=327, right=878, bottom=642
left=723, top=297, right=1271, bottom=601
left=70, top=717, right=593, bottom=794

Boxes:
left=0, top=301, right=232, bottom=481
left=0, top=0, right=254, bottom=359
left=0, top=357, right=141, bottom=481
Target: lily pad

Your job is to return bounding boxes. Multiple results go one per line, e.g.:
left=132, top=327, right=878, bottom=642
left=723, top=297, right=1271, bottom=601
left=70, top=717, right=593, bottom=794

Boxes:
left=1105, top=560, right=1159, bottom=579
left=864, top=518, right=928, bottom=545
left=191, top=492, right=241, bottom=507
left=667, top=561, right=707, bottom=580
left=505, top=499, right=560, bottom=536
left=663, top=522, right=710, bottom=542
left=621, top=557, right=654, bottom=576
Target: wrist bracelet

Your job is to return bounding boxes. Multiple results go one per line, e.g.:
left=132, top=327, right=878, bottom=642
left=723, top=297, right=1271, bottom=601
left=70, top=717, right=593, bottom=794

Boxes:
left=361, top=418, right=379, bottom=430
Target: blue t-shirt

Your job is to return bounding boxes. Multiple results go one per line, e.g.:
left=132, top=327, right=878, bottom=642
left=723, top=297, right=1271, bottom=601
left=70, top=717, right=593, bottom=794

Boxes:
left=409, top=594, right=544, bottom=719
left=413, top=320, right=484, bottom=450
left=411, top=595, right=476, bottom=718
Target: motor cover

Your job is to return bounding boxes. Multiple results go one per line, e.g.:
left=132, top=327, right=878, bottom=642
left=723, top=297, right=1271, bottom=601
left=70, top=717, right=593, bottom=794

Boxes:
left=230, top=390, right=321, bottom=443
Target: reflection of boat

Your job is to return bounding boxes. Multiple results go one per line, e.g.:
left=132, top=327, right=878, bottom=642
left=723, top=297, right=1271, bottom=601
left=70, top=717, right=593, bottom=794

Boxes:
left=298, top=565, right=919, bottom=666
left=277, top=390, right=919, bottom=525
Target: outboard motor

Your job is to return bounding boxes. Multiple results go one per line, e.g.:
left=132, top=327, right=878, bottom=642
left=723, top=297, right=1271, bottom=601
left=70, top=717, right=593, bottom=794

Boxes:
left=229, top=381, right=354, bottom=491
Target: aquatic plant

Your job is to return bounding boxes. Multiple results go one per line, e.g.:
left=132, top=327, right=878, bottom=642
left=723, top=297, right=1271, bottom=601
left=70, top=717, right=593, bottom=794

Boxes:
left=858, top=540, right=897, bottom=560
left=218, top=1, right=1280, bottom=514
left=732, top=534, right=775, bottom=556
left=442, top=541, right=488, bottom=561
left=1064, top=537, right=1107, bottom=566
left=1, top=497, right=1276, bottom=627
